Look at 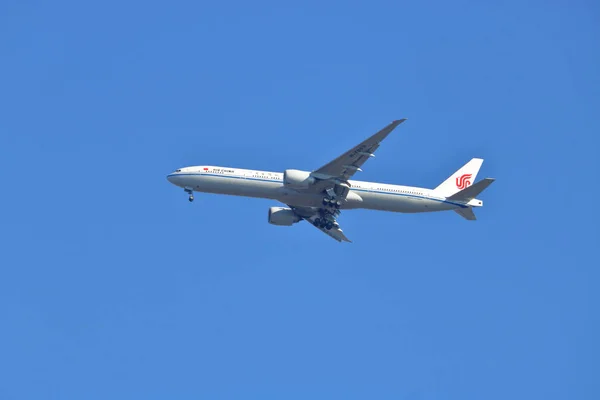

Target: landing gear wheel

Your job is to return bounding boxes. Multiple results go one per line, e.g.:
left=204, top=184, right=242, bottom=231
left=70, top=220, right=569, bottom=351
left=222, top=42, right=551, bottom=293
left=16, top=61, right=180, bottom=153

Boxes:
left=323, top=197, right=340, bottom=208
left=188, top=196, right=194, bottom=202
left=326, top=222, right=333, bottom=230
left=315, top=218, right=321, bottom=226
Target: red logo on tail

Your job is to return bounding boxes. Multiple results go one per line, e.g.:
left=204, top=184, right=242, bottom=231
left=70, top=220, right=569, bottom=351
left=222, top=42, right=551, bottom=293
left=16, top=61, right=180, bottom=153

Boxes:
left=456, top=174, right=472, bottom=190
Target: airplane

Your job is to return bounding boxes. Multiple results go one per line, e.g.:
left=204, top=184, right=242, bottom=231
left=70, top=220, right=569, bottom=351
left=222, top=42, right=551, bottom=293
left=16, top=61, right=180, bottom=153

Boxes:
left=167, top=119, right=494, bottom=242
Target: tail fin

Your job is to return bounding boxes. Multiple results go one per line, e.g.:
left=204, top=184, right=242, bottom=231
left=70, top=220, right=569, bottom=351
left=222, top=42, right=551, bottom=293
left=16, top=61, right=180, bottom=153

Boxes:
left=434, top=158, right=483, bottom=197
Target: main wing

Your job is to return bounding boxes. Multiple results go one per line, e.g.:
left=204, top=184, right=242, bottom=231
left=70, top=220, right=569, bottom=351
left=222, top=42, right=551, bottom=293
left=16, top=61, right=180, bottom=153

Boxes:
left=284, top=119, right=406, bottom=242
left=312, top=119, right=407, bottom=182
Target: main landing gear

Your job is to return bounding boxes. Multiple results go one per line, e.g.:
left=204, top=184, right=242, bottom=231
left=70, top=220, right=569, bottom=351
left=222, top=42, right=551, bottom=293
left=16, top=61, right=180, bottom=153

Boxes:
left=184, top=187, right=194, bottom=202
left=314, top=218, right=334, bottom=231
left=316, top=193, right=342, bottom=230
left=322, top=197, right=341, bottom=209
left=315, top=211, right=339, bottom=231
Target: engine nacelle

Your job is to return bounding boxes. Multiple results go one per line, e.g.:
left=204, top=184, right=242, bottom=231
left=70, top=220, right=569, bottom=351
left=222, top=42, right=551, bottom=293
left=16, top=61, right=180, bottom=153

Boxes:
left=283, top=169, right=315, bottom=189
left=268, top=207, right=301, bottom=226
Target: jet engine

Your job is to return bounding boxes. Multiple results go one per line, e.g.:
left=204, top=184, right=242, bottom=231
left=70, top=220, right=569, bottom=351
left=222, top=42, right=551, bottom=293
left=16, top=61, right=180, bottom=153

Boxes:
left=283, top=169, right=315, bottom=189
left=268, top=207, right=301, bottom=226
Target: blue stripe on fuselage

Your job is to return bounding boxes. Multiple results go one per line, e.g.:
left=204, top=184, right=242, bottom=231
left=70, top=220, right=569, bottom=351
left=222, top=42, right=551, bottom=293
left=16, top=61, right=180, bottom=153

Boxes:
left=167, top=172, right=468, bottom=208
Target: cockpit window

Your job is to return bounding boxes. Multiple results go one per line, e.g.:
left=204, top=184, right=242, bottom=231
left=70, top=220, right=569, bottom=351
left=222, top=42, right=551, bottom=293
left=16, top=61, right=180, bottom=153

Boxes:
left=175, top=169, right=181, bottom=172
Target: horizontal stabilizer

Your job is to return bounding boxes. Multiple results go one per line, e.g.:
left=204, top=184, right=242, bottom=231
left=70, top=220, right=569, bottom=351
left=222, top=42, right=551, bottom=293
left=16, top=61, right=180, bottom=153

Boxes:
left=448, top=178, right=495, bottom=202
left=455, top=208, right=476, bottom=220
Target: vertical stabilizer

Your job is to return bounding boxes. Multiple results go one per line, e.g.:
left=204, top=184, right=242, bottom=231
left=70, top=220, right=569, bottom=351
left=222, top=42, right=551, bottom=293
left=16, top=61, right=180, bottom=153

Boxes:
left=434, top=158, right=483, bottom=197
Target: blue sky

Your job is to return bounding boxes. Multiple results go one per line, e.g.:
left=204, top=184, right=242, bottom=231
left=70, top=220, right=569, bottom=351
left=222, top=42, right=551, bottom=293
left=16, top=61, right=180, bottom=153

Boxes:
left=1, top=1, right=598, bottom=398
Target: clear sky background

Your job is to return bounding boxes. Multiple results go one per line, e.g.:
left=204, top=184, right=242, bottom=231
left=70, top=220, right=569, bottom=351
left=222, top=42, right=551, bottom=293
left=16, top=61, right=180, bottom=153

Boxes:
left=1, top=1, right=598, bottom=399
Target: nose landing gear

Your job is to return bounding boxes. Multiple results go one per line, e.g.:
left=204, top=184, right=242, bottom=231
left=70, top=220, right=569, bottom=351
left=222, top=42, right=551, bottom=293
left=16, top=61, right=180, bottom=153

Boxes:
left=184, top=187, right=194, bottom=202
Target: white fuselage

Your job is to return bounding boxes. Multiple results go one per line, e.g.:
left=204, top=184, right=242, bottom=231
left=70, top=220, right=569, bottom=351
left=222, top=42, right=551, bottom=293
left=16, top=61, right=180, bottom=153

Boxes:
left=167, top=166, right=473, bottom=213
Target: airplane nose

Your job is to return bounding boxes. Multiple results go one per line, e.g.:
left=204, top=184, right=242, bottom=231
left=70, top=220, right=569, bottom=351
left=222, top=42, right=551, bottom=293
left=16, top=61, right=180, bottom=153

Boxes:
left=167, top=170, right=184, bottom=186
